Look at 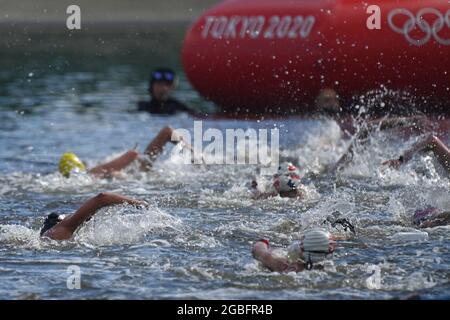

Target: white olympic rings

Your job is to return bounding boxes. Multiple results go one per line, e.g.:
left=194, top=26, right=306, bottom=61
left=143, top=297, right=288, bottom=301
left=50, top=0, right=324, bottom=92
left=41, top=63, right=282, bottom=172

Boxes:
left=388, top=8, right=450, bottom=46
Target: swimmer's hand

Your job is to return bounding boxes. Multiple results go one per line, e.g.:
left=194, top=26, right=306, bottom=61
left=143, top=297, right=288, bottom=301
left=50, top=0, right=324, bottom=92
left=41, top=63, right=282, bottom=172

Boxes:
left=382, top=158, right=402, bottom=169
left=170, top=129, right=186, bottom=144
left=170, top=131, right=204, bottom=164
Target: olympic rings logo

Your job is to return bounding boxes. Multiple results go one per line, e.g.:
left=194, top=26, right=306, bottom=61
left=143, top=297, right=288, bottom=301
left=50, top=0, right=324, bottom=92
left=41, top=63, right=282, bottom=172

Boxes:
left=387, top=8, right=450, bottom=46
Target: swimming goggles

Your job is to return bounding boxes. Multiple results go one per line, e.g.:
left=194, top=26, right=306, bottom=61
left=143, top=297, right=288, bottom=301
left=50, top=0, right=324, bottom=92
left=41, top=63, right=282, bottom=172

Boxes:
left=152, top=71, right=175, bottom=82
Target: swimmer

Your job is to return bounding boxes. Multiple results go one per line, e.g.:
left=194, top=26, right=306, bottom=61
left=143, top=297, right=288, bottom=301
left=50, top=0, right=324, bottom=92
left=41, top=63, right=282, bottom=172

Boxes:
left=315, top=88, right=434, bottom=137
left=314, top=88, right=435, bottom=172
left=251, top=162, right=305, bottom=199
left=382, top=135, right=450, bottom=175
left=381, top=135, right=450, bottom=228
left=137, top=68, right=192, bottom=115
left=59, top=126, right=193, bottom=179
left=252, top=228, right=340, bottom=272
left=40, top=192, right=145, bottom=240
left=413, top=207, right=450, bottom=229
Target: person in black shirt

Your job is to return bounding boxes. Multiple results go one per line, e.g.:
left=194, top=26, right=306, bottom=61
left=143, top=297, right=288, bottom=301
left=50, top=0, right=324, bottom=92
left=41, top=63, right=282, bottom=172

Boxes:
left=137, top=68, right=191, bottom=115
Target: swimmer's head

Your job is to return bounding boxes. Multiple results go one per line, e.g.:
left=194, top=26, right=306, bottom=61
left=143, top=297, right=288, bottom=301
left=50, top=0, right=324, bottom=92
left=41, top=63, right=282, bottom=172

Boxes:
left=40, top=212, right=63, bottom=236
left=315, top=88, right=341, bottom=115
left=273, top=162, right=302, bottom=195
left=59, top=152, right=86, bottom=178
left=148, top=68, right=177, bottom=101
left=413, top=207, right=439, bottom=226
left=301, top=228, right=336, bottom=264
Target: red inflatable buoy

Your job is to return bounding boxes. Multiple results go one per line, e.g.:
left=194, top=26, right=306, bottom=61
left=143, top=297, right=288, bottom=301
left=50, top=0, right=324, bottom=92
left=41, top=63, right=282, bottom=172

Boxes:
left=182, top=0, right=450, bottom=116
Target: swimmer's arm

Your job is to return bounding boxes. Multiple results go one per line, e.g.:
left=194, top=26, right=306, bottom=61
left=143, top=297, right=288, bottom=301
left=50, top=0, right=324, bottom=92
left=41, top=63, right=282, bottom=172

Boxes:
left=259, top=251, right=304, bottom=273
left=401, top=135, right=435, bottom=162
left=375, top=116, right=430, bottom=130
left=252, top=242, right=304, bottom=273
left=332, top=235, right=351, bottom=241
left=355, top=116, right=432, bottom=142
left=419, top=211, right=450, bottom=228
left=144, top=126, right=195, bottom=160
left=329, top=146, right=354, bottom=173
left=329, top=137, right=358, bottom=173
left=169, top=127, right=196, bottom=156
left=382, top=135, right=443, bottom=168
left=58, top=192, right=145, bottom=234
left=369, top=117, right=410, bottom=131
left=331, top=117, right=418, bottom=172
left=253, top=246, right=289, bottom=272
left=88, top=150, right=139, bottom=178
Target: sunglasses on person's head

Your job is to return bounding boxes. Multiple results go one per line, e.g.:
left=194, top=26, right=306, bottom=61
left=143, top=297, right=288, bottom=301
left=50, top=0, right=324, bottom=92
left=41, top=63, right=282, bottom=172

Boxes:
left=152, top=71, right=175, bottom=82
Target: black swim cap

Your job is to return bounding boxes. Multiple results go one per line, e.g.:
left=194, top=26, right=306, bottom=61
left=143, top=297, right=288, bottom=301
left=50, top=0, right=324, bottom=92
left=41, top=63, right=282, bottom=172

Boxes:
left=40, top=212, right=62, bottom=236
left=149, top=68, right=176, bottom=88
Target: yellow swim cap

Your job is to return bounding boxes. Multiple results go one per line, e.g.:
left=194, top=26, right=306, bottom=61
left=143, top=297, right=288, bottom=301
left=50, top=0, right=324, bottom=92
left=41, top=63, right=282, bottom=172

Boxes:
left=59, top=152, right=86, bottom=178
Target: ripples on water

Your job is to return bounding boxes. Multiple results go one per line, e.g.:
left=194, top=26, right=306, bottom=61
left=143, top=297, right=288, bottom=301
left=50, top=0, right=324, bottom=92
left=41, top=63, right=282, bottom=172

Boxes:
left=1, top=43, right=449, bottom=300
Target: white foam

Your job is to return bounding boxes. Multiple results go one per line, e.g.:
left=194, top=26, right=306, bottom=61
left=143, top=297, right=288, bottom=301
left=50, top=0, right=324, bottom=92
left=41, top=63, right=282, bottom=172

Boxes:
left=391, top=231, right=429, bottom=242
left=75, top=204, right=182, bottom=246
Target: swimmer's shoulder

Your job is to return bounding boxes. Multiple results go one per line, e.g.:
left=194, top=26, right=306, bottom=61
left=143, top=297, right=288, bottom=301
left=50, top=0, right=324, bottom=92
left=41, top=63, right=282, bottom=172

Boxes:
left=41, top=226, right=73, bottom=241
left=41, top=227, right=56, bottom=240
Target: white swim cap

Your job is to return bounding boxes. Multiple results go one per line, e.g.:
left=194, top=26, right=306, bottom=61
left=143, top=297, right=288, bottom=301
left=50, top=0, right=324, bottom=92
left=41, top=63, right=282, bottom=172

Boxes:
left=301, top=228, right=336, bottom=265
left=273, top=162, right=301, bottom=192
